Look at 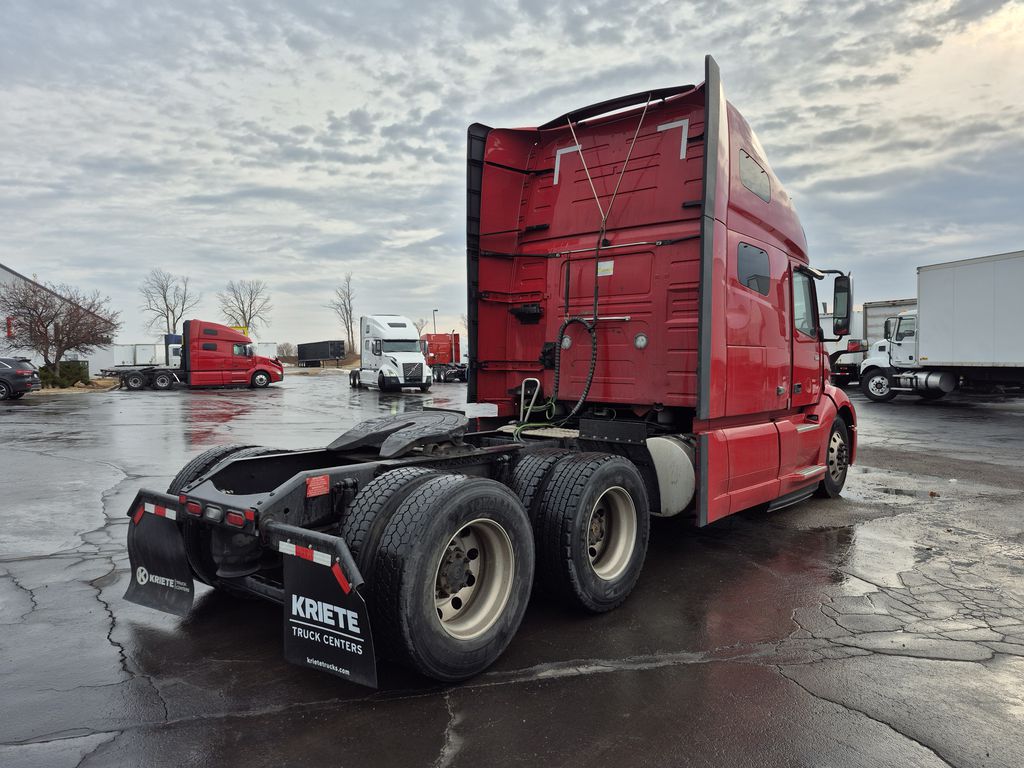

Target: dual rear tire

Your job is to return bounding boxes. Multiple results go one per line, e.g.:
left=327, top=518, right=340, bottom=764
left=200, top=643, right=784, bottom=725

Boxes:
left=344, top=470, right=533, bottom=681
left=342, top=451, right=650, bottom=681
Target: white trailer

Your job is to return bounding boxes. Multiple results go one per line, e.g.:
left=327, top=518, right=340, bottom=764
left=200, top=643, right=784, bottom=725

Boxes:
left=862, top=299, right=916, bottom=347
left=860, top=250, right=1024, bottom=401
left=348, top=315, right=432, bottom=392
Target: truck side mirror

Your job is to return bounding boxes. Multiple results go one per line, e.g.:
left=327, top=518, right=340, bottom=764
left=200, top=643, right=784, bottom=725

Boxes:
left=832, top=275, right=852, bottom=337
left=372, top=340, right=381, bottom=356
left=883, top=318, right=894, bottom=340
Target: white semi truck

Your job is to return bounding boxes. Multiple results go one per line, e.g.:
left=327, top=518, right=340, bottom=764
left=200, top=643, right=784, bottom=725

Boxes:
left=349, top=314, right=432, bottom=392
left=860, top=250, right=1024, bottom=401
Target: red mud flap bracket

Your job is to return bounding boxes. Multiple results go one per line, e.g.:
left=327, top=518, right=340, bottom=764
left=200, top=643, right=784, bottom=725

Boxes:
left=264, top=521, right=378, bottom=689
left=124, top=492, right=195, bottom=616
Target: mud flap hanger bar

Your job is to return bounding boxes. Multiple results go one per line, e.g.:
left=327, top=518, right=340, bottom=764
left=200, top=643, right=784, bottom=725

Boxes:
left=262, top=521, right=365, bottom=592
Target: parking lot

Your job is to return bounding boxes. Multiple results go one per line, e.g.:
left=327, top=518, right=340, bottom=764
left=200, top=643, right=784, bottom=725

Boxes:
left=2, top=376, right=1023, bottom=768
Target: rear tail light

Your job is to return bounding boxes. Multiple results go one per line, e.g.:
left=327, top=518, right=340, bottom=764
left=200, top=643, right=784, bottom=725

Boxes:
left=225, top=511, right=246, bottom=527
left=185, top=501, right=202, bottom=516
left=15, top=369, right=33, bottom=376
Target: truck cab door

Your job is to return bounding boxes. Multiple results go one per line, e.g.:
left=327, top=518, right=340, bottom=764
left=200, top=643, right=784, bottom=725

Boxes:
left=790, top=268, right=822, bottom=408
left=229, top=343, right=252, bottom=384
left=889, top=316, right=917, bottom=368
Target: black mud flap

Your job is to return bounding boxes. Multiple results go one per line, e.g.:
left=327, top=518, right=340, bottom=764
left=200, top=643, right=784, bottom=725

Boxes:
left=124, top=496, right=194, bottom=616
left=272, top=522, right=378, bottom=688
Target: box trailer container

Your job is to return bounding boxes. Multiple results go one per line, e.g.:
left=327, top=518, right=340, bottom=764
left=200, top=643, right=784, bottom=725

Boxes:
left=862, top=298, right=916, bottom=348
left=860, top=250, right=1024, bottom=400
left=297, top=340, right=347, bottom=368
left=122, top=56, right=856, bottom=689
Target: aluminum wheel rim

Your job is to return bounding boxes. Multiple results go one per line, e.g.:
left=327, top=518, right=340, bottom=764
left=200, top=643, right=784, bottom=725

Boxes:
left=868, top=375, right=889, bottom=396
left=434, top=518, right=514, bottom=641
left=586, top=486, right=637, bottom=581
left=255, top=373, right=268, bottom=386
left=827, top=430, right=848, bottom=482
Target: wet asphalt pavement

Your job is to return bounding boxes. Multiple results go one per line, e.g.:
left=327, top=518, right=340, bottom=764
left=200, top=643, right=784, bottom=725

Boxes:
left=1, top=374, right=1023, bottom=768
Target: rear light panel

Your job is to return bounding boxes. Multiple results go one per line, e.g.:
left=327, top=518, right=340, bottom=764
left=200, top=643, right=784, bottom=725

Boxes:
left=15, top=369, right=34, bottom=376
left=179, top=496, right=256, bottom=528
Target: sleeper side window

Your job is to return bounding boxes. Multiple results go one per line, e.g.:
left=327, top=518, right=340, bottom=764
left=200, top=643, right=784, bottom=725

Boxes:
left=202, top=342, right=217, bottom=351
left=739, top=149, right=771, bottom=202
left=737, top=243, right=770, bottom=296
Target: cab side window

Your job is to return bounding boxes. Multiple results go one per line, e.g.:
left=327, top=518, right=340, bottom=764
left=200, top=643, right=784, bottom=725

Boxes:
left=895, top=316, right=916, bottom=341
left=792, top=271, right=817, bottom=338
left=232, top=344, right=246, bottom=356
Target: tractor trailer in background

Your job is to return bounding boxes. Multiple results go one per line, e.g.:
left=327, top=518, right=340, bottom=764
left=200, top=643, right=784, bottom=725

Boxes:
left=348, top=315, right=432, bottom=392
left=122, top=56, right=856, bottom=690
left=102, top=320, right=284, bottom=390
left=421, top=332, right=468, bottom=382
left=860, top=250, right=1024, bottom=401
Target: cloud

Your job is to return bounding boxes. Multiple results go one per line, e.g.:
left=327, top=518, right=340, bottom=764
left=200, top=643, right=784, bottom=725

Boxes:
left=0, top=0, right=1022, bottom=344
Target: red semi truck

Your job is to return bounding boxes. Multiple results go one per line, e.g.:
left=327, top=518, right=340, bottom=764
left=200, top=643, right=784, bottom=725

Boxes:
left=421, top=332, right=468, bottom=382
left=122, top=57, right=855, bottom=689
left=104, top=319, right=284, bottom=390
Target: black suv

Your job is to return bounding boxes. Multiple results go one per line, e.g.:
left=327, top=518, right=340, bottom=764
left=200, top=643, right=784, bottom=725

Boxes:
left=0, top=357, right=42, bottom=400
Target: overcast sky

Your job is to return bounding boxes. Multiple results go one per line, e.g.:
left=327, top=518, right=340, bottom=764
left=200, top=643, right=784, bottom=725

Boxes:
left=1, top=1, right=1021, bottom=345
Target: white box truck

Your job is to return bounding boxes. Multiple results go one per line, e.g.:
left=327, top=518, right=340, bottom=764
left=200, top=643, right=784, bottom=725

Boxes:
left=349, top=315, right=432, bottom=392
left=860, top=250, right=1024, bottom=401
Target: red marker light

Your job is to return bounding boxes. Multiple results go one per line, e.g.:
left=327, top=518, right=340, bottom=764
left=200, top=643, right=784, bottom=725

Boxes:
left=225, top=511, right=246, bottom=527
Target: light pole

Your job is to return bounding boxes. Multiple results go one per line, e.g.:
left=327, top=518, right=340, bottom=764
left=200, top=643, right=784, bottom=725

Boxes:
left=432, top=309, right=438, bottom=334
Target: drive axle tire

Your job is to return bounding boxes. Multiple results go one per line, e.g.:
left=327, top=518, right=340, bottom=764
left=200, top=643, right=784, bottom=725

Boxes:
left=125, top=373, right=146, bottom=391
left=861, top=369, right=896, bottom=402
left=509, top=448, right=574, bottom=527
left=369, top=474, right=534, bottom=682
left=152, top=372, right=174, bottom=391
left=340, top=467, right=438, bottom=576
left=815, top=420, right=850, bottom=498
left=536, top=453, right=650, bottom=613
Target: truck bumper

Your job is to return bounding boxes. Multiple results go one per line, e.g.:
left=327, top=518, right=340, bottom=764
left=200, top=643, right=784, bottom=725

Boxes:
left=124, top=490, right=378, bottom=688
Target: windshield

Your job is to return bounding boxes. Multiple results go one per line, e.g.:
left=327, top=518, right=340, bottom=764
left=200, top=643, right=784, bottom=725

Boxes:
left=382, top=340, right=421, bottom=353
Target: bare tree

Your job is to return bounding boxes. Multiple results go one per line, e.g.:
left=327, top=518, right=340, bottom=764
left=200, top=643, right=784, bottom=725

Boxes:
left=218, top=279, right=272, bottom=331
left=276, top=342, right=296, bottom=357
left=327, top=273, right=356, bottom=350
left=0, top=277, right=121, bottom=375
left=413, top=317, right=428, bottom=335
left=140, top=268, right=201, bottom=335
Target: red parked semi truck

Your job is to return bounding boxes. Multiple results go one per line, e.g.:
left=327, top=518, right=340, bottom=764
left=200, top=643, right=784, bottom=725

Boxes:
left=421, top=331, right=468, bottom=382
left=122, top=57, right=855, bottom=688
left=103, top=319, right=284, bottom=390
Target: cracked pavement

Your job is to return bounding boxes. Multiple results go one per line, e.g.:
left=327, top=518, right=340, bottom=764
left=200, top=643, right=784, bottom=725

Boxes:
left=1, top=377, right=1022, bottom=767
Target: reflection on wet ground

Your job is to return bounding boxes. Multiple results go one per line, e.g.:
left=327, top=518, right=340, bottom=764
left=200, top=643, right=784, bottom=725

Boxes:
left=1, top=379, right=1022, bottom=767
